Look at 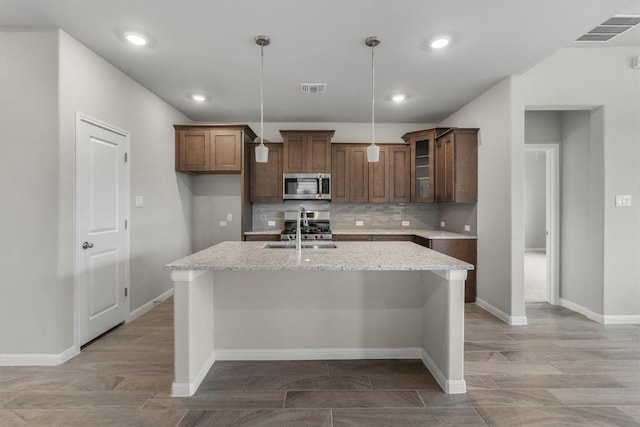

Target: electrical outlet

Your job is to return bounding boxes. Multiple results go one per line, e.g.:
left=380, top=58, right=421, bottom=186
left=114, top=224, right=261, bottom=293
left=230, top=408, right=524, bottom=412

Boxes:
left=227, top=213, right=233, bottom=221
left=267, top=220, right=276, bottom=227
left=219, top=221, right=227, bottom=227
left=440, top=221, right=445, bottom=227
left=464, top=225, right=471, bottom=232
left=402, top=221, right=410, bottom=227
left=616, top=195, right=632, bottom=207
left=355, top=220, right=364, bottom=227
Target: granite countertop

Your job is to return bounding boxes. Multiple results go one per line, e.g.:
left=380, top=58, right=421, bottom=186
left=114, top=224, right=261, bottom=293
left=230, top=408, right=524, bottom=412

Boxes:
left=166, top=241, right=473, bottom=272
left=244, top=228, right=477, bottom=240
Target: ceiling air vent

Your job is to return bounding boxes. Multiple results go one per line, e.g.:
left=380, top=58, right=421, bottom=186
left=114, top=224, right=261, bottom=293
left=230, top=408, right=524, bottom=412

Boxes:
left=301, top=83, right=327, bottom=94
left=576, top=14, right=640, bottom=42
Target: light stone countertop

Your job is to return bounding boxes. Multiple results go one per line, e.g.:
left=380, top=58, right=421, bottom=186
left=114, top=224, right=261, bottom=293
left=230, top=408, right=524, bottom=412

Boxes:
left=244, top=228, right=477, bottom=240
left=166, top=241, right=473, bottom=272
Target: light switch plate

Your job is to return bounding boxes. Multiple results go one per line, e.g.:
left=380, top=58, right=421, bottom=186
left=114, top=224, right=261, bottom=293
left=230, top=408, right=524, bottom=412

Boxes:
left=219, top=221, right=227, bottom=227
left=356, top=220, right=364, bottom=227
left=616, top=195, right=632, bottom=207
left=402, top=221, right=410, bottom=227
left=440, top=221, right=445, bottom=227
left=227, top=213, right=233, bottom=221
left=267, top=220, right=276, bottom=227
left=464, top=225, right=471, bottom=232
left=135, top=195, right=144, bottom=208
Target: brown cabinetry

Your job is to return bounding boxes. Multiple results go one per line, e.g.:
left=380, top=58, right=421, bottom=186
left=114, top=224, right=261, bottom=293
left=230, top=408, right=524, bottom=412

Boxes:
left=174, top=124, right=256, bottom=174
left=331, top=145, right=369, bottom=203
left=331, top=144, right=409, bottom=203
left=434, top=128, right=478, bottom=203
left=418, top=238, right=477, bottom=303
left=281, top=130, right=334, bottom=173
left=250, top=143, right=283, bottom=202
left=402, top=128, right=445, bottom=202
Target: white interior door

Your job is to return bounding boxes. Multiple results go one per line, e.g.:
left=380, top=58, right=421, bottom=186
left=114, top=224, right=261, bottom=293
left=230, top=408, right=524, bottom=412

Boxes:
left=76, top=115, right=129, bottom=346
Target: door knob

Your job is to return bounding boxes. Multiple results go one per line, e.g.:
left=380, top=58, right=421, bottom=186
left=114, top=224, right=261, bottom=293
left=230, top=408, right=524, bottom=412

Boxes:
left=82, top=242, right=94, bottom=249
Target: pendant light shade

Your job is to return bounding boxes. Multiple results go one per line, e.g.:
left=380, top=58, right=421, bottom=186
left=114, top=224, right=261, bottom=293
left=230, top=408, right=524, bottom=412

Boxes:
left=255, top=35, right=270, bottom=163
left=365, top=36, right=380, bottom=163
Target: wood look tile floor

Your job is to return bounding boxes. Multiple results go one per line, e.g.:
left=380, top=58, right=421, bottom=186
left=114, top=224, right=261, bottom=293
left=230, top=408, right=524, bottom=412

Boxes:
left=2, top=300, right=640, bottom=426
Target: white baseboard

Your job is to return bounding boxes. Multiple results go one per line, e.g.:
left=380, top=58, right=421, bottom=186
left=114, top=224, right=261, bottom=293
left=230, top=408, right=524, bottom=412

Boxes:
left=420, top=349, right=466, bottom=394
left=560, top=298, right=640, bottom=324
left=128, top=288, right=174, bottom=323
left=215, top=347, right=422, bottom=361
left=171, top=350, right=216, bottom=397
left=475, top=298, right=528, bottom=326
left=0, top=345, right=79, bottom=366
left=602, top=315, right=640, bottom=325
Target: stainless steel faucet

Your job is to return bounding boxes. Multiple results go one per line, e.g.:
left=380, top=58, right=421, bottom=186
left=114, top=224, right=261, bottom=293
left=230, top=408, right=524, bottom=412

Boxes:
left=296, top=206, right=308, bottom=257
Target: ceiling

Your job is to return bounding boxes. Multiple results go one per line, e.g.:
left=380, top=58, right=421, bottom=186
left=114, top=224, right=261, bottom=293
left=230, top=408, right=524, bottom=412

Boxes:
left=1, top=0, right=638, bottom=123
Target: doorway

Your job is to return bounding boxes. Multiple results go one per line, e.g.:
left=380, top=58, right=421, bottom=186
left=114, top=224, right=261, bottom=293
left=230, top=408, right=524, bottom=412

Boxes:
left=75, top=114, right=130, bottom=347
left=524, top=144, right=559, bottom=305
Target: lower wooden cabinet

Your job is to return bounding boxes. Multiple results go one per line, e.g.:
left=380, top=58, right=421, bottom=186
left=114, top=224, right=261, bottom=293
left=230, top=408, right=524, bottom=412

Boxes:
left=425, top=238, right=477, bottom=303
left=244, top=234, right=280, bottom=241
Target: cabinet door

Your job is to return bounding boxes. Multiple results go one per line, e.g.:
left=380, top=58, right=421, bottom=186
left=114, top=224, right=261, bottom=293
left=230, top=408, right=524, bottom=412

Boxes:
left=210, top=130, right=242, bottom=171
left=307, top=134, right=331, bottom=172
left=283, top=134, right=306, bottom=172
left=178, top=130, right=210, bottom=172
left=251, top=144, right=282, bottom=202
left=411, top=135, right=435, bottom=202
left=368, top=146, right=389, bottom=203
left=389, top=145, right=411, bottom=203
left=331, top=145, right=350, bottom=202
left=349, top=146, right=369, bottom=203
left=435, top=132, right=455, bottom=202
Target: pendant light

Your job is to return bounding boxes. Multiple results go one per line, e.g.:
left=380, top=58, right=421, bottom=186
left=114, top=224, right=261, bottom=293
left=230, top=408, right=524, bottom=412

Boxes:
left=365, top=36, right=380, bottom=163
left=254, top=35, right=270, bottom=163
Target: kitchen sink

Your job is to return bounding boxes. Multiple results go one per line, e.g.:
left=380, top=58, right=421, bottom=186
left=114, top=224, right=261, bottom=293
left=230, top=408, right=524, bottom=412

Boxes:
left=262, top=242, right=337, bottom=249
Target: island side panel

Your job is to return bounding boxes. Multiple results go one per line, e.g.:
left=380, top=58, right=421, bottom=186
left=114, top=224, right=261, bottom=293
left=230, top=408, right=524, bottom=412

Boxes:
left=421, top=269, right=467, bottom=394
left=211, top=270, right=424, bottom=355
left=171, top=270, right=215, bottom=397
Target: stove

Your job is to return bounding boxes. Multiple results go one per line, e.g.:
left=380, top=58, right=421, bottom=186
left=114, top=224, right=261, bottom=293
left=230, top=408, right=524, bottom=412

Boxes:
left=281, top=211, right=333, bottom=241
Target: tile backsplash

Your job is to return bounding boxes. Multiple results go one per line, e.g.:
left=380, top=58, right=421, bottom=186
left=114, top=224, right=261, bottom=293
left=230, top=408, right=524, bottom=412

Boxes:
left=252, top=201, right=477, bottom=235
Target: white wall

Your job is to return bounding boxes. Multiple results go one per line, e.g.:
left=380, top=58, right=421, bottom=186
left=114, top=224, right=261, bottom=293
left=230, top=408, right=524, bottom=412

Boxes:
left=438, top=78, right=518, bottom=318
left=0, top=29, right=195, bottom=356
left=193, top=176, right=242, bottom=251
left=520, top=47, right=640, bottom=317
left=559, top=110, right=604, bottom=313
left=58, top=31, right=194, bottom=313
left=0, top=30, right=64, bottom=353
left=524, top=151, right=546, bottom=250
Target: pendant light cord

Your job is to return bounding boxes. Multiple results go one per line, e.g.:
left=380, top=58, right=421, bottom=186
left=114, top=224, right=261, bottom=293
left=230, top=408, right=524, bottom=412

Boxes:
left=371, top=44, right=375, bottom=146
left=260, top=44, right=264, bottom=145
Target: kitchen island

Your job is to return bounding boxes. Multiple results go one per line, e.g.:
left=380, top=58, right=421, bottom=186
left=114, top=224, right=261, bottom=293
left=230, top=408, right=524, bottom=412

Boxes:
left=166, top=241, right=473, bottom=397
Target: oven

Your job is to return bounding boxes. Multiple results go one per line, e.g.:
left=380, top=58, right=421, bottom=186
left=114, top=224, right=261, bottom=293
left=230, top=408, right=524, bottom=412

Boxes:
left=281, top=210, right=333, bottom=241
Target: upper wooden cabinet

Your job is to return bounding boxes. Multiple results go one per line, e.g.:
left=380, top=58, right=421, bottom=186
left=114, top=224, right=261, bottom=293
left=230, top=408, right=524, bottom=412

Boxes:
left=249, top=143, right=283, bottom=202
left=434, top=128, right=478, bottom=203
left=331, top=144, right=409, bottom=203
left=402, top=128, right=444, bottom=202
left=281, top=130, right=334, bottom=173
left=174, top=124, right=256, bottom=174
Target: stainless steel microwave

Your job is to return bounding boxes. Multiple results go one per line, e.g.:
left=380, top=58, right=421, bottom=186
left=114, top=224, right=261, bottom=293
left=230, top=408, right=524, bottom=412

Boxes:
left=283, top=173, right=331, bottom=200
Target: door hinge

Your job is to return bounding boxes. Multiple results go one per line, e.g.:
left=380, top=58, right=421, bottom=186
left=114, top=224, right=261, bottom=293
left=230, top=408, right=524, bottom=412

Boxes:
left=125, top=287, right=128, bottom=298
left=125, top=219, right=128, bottom=230
left=124, top=152, right=128, bottom=163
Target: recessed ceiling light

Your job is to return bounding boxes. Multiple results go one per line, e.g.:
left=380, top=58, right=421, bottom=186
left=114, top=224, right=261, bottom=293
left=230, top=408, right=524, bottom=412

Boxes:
left=124, top=32, right=148, bottom=46
left=392, top=94, right=407, bottom=102
left=191, top=94, right=207, bottom=102
left=430, top=35, right=451, bottom=49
